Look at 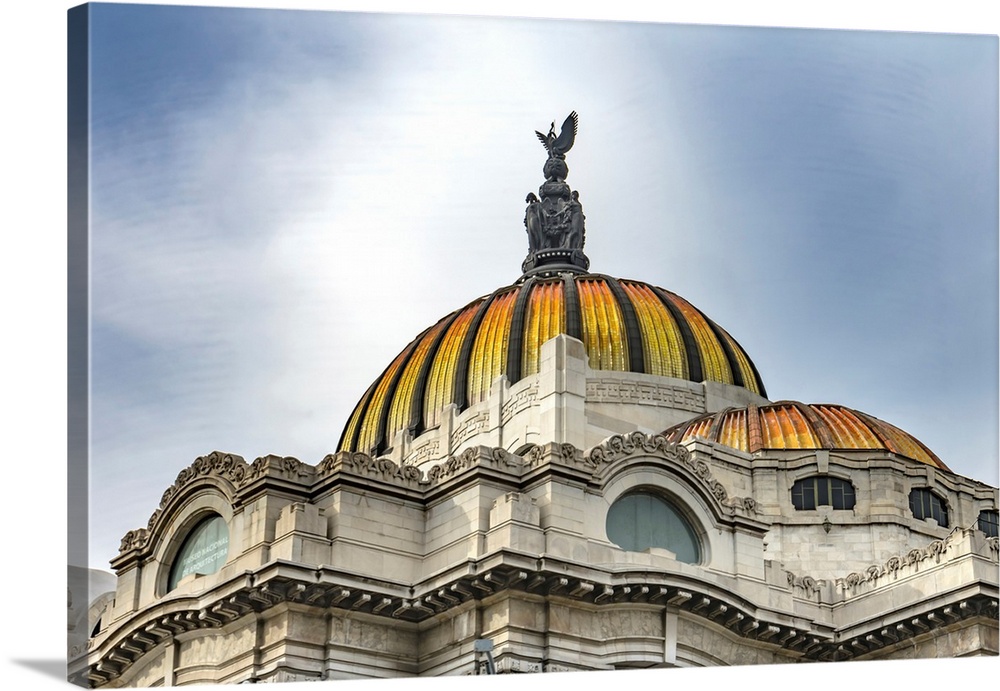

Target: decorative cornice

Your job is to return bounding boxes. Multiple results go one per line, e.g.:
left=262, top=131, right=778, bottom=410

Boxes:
left=317, top=446, right=526, bottom=490
left=118, top=452, right=249, bottom=557
left=78, top=563, right=819, bottom=684
left=118, top=436, right=763, bottom=561
left=82, top=552, right=999, bottom=685
left=588, top=432, right=758, bottom=516
left=785, top=571, right=826, bottom=596
left=784, top=529, right=998, bottom=602
left=835, top=528, right=996, bottom=592
left=244, top=454, right=312, bottom=485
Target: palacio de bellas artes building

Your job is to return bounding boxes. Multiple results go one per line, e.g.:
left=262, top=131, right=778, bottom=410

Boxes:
left=70, top=112, right=999, bottom=687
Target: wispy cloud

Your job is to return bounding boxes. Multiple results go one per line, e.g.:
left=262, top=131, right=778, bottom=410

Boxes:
left=85, top=6, right=998, bottom=569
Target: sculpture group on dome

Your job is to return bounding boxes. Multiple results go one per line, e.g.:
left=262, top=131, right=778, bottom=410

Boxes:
left=521, top=111, right=590, bottom=275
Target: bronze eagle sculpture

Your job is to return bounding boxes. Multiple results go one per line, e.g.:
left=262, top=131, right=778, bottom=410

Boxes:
left=536, top=111, right=578, bottom=158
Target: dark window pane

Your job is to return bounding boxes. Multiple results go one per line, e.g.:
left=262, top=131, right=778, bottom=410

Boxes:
left=978, top=510, right=999, bottom=538
left=910, top=488, right=948, bottom=527
left=791, top=477, right=855, bottom=511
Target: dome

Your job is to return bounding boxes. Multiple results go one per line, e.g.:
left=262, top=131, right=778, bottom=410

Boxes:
left=338, top=273, right=767, bottom=455
left=662, top=401, right=948, bottom=470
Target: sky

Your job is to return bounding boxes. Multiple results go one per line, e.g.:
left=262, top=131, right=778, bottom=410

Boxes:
left=80, top=3, right=999, bottom=575
left=2, top=1, right=998, bottom=689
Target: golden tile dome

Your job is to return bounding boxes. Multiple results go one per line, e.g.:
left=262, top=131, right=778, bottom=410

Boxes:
left=338, top=274, right=766, bottom=456
left=663, top=401, right=948, bottom=470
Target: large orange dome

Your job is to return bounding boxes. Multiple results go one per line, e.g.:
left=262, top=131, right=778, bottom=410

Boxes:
left=338, top=273, right=766, bottom=456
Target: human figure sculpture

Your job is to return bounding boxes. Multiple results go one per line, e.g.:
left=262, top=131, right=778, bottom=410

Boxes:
left=566, top=190, right=585, bottom=249
left=524, top=193, right=543, bottom=251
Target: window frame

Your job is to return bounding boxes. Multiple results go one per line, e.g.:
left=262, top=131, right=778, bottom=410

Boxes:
left=166, top=513, right=231, bottom=591
left=790, top=476, right=856, bottom=511
left=908, top=487, right=949, bottom=527
left=605, top=489, right=702, bottom=564
left=977, top=509, right=999, bottom=538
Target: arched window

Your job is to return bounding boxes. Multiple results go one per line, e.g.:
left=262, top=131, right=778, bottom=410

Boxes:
left=909, top=488, right=948, bottom=527
left=790, top=476, right=856, bottom=510
left=978, top=509, right=998, bottom=538
left=168, top=514, right=230, bottom=591
left=606, top=491, right=700, bottom=564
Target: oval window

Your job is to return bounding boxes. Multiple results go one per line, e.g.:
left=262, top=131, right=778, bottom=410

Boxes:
left=168, top=514, right=230, bottom=591
left=606, top=491, right=700, bottom=563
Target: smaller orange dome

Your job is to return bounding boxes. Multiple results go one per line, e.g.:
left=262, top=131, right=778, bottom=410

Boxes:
left=663, top=401, right=948, bottom=470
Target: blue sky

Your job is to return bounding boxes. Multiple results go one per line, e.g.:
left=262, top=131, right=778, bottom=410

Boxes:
left=2, top=2, right=997, bottom=690
left=81, top=4, right=999, bottom=573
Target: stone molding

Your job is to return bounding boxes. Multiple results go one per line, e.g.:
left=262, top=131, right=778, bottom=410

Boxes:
left=118, top=437, right=762, bottom=560
left=79, top=554, right=999, bottom=685
left=588, top=432, right=758, bottom=516
left=501, top=383, right=539, bottom=424
left=586, top=378, right=705, bottom=412
left=836, top=528, right=997, bottom=593
left=783, top=529, right=1000, bottom=602
left=77, top=562, right=818, bottom=685
left=117, top=451, right=249, bottom=557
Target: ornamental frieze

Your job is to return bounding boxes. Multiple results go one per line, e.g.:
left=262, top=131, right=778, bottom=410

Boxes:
left=317, top=446, right=526, bottom=489
left=785, top=571, right=826, bottom=596
left=158, top=451, right=248, bottom=511
left=587, top=432, right=757, bottom=515
left=832, top=529, right=997, bottom=593
left=586, top=378, right=704, bottom=412
left=427, top=446, right=522, bottom=484
left=519, top=442, right=581, bottom=470
left=120, top=452, right=250, bottom=555
left=244, top=454, right=312, bottom=485
left=318, top=451, right=425, bottom=488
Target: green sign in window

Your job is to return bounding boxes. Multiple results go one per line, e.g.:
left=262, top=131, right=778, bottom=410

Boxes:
left=168, top=515, right=229, bottom=590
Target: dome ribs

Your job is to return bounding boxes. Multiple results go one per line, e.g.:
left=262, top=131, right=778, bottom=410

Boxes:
left=423, top=301, right=480, bottom=430
left=662, top=402, right=945, bottom=470
left=703, top=318, right=746, bottom=390
left=787, top=401, right=837, bottom=449
left=338, top=378, right=378, bottom=453
left=340, top=277, right=771, bottom=453
left=577, top=278, right=628, bottom=371
left=451, top=292, right=500, bottom=414
left=746, top=403, right=763, bottom=453
left=357, top=339, right=420, bottom=456
left=651, top=287, right=704, bottom=384
left=505, top=276, right=537, bottom=385
left=854, top=410, right=948, bottom=470
left=465, top=287, right=519, bottom=407
left=602, top=276, right=645, bottom=374
left=621, top=281, right=687, bottom=380
left=402, top=311, right=461, bottom=440
left=706, top=407, right=734, bottom=446
left=666, top=292, right=733, bottom=387
left=719, top=407, right=749, bottom=451
left=817, top=405, right=878, bottom=449
left=521, top=279, right=565, bottom=377
left=562, top=274, right=583, bottom=341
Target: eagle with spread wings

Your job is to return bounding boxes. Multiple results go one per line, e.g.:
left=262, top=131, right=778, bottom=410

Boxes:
left=536, top=111, right=578, bottom=158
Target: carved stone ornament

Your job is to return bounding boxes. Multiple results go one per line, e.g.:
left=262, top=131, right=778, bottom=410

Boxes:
left=522, top=111, right=591, bottom=275
left=318, top=446, right=526, bottom=488
left=785, top=571, right=825, bottom=596
left=587, top=432, right=757, bottom=515
left=120, top=452, right=250, bottom=554
left=834, top=529, right=988, bottom=593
